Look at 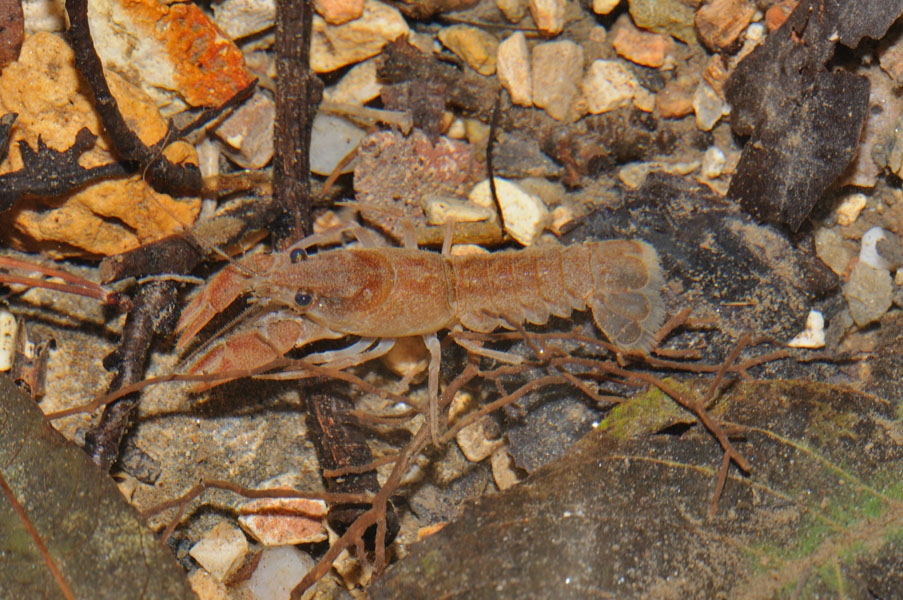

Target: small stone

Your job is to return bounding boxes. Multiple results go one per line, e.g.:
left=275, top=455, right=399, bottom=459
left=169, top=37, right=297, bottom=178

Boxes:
left=470, top=178, right=549, bottom=245
left=213, top=0, right=275, bottom=40
left=528, top=0, right=565, bottom=35
left=490, top=447, right=525, bottom=490
left=701, top=146, right=726, bottom=178
left=692, top=80, right=726, bottom=131
left=381, top=335, right=428, bottom=377
left=90, top=0, right=254, bottom=114
left=438, top=25, right=499, bottom=76
left=629, top=0, right=697, bottom=44
left=618, top=160, right=699, bottom=188
left=844, top=261, right=893, bottom=327
left=187, top=569, right=231, bottom=600
left=497, top=0, right=528, bottom=22
left=497, top=32, right=532, bottom=106
left=610, top=15, right=674, bottom=68
left=214, top=90, right=275, bottom=169
left=423, top=196, right=496, bottom=224
left=309, top=112, right=367, bottom=176
left=446, top=118, right=466, bottom=138
left=787, top=310, right=825, bottom=349
left=592, top=0, right=620, bottom=15
left=702, top=54, right=730, bottom=97
left=236, top=546, right=316, bottom=600
left=550, top=205, right=578, bottom=236
left=464, top=119, right=491, bottom=146
left=22, top=0, right=66, bottom=32
left=0, top=310, right=15, bottom=372
left=314, top=0, right=364, bottom=24
left=765, top=0, right=796, bottom=32
left=632, top=86, right=655, bottom=112
left=238, top=498, right=328, bottom=546
left=531, top=40, right=584, bottom=121
left=834, top=192, right=867, bottom=226
left=656, top=79, right=694, bottom=118
left=456, top=416, right=503, bottom=462
left=189, top=522, right=249, bottom=582
left=450, top=243, right=491, bottom=256
left=323, top=58, right=381, bottom=105
left=814, top=227, right=854, bottom=277
left=860, top=227, right=903, bottom=271
left=311, top=0, right=409, bottom=73
left=582, top=60, right=639, bottom=114
left=695, top=0, right=756, bottom=51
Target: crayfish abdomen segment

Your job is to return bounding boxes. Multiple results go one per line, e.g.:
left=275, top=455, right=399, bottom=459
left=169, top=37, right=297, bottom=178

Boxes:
left=450, top=241, right=665, bottom=352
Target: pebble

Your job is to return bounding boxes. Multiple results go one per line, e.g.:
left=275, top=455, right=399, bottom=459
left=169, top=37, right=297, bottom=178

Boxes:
left=814, top=227, right=854, bottom=276
left=656, top=79, right=695, bottom=118
left=187, top=569, right=231, bottom=600
left=470, top=177, right=549, bottom=245
left=314, top=0, right=364, bottom=24
left=592, top=0, right=620, bottom=15
left=309, top=112, right=367, bottom=176
left=880, top=24, right=903, bottom=85
left=497, top=32, right=532, bottom=107
left=695, top=0, right=756, bottom=51
left=692, top=80, right=727, bottom=131
left=214, top=90, right=275, bottom=169
left=834, top=192, right=867, bottom=226
left=531, top=40, right=585, bottom=121
left=213, top=0, right=275, bottom=40
left=765, top=0, right=795, bottom=32
left=438, top=25, right=499, bottom=76
left=236, top=546, right=316, bottom=600
left=618, top=160, right=699, bottom=188
left=311, top=0, right=409, bottom=73
left=528, top=0, right=565, bottom=35
left=701, top=146, right=727, bottom=178
left=582, top=59, right=639, bottom=114
left=238, top=497, right=328, bottom=546
left=497, top=0, right=528, bottom=22
left=456, top=416, right=503, bottom=462
left=188, top=522, right=249, bottom=582
left=381, top=335, right=428, bottom=377
left=859, top=227, right=903, bottom=270
left=0, top=310, right=16, bottom=372
left=450, top=243, right=491, bottom=256
left=323, top=58, right=382, bottom=105
left=628, top=0, right=696, bottom=44
left=90, top=0, right=254, bottom=114
left=423, top=196, right=496, bottom=224
left=490, top=447, right=524, bottom=490
left=610, top=15, right=674, bottom=68
left=787, top=310, right=826, bottom=349
left=844, top=261, right=893, bottom=327
left=550, top=205, right=578, bottom=235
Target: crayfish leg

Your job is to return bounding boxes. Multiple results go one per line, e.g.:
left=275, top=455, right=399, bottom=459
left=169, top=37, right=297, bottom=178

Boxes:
left=423, top=333, right=442, bottom=447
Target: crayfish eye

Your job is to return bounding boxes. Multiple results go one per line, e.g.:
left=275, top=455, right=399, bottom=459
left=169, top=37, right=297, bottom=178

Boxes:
left=294, top=291, right=314, bottom=307
left=290, top=248, right=308, bottom=263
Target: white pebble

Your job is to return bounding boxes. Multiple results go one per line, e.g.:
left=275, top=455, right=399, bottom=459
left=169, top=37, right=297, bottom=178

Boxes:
left=189, top=522, right=248, bottom=582
left=309, top=112, right=366, bottom=176
left=592, top=0, right=620, bottom=15
left=859, top=226, right=891, bottom=269
left=787, top=310, right=825, bottom=349
left=835, top=192, right=867, bottom=226
left=422, top=196, right=495, bottom=225
left=470, top=178, right=549, bottom=246
left=236, top=546, right=316, bottom=600
left=692, top=81, right=726, bottom=131
left=582, top=60, right=638, bottom=114
left=701, top=146, right=727, bottom=179
left=0, top=311, right=17, bottom=372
